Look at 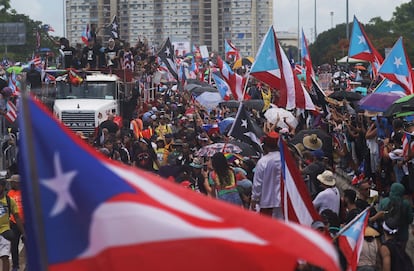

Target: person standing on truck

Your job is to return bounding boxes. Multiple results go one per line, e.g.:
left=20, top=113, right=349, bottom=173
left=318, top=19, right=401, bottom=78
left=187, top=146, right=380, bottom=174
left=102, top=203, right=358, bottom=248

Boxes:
left=59, top=38, right=77, bottom=69
left=104, top=38, right=120, bottom=68
left=81, top=38, right=99, bottom=70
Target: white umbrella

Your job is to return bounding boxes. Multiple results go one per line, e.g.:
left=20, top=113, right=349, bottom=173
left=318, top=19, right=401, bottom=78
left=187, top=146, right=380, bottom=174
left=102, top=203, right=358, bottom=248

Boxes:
left=264, top=107, right=298, bottom=129
left=195, top=92, right=223, bottom=110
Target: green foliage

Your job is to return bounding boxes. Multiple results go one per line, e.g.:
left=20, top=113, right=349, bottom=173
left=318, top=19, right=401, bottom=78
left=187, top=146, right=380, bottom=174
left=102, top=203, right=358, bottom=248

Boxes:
left=309, top=0, right=414, bottom=66
left=0, top=3, right=59, bottom=62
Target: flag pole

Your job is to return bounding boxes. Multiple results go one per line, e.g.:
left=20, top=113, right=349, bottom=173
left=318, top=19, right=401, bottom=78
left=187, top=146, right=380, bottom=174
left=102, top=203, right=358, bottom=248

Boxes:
left=241, top=72, right=250, bottom=99
left=19, top=92, right=49, bottom=270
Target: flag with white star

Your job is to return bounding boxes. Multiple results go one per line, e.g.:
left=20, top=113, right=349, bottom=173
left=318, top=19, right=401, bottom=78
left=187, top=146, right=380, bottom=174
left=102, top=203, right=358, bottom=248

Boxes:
left=378, top=37, right=414, bottom=95
left=250, top=26, right=281, bottom=90
left=337, top=208, right=370, bottom=271
left=108, top=15, right=119, bottom=39
left=17, top=96, right=341, bottom=271
left=348, top=16, right=384, bottom=77
left=227, top=103, right=264, bottom=155
left=373, top=78, right=405, bottom=94
left=157, top=37, right=178, bottom=80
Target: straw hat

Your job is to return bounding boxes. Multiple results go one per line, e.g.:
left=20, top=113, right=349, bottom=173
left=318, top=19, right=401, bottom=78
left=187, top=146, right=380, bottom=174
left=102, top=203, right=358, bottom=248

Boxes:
left=364, top=226, right=380, bottom=237
left=317, top=170, right=336, bottom=186
left=303, top=134, right=323, bottom=151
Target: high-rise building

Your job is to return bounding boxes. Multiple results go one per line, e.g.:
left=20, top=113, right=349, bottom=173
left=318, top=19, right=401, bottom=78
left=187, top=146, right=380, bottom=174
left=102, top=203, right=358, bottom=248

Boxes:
left=65, top=0, right=273, bottom=56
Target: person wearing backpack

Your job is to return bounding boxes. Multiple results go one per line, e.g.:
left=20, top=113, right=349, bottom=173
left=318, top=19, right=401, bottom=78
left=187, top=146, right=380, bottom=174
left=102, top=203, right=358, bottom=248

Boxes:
left=371, top=182, right=413, bottom=250
left=380, top=218, right=414, bottom=271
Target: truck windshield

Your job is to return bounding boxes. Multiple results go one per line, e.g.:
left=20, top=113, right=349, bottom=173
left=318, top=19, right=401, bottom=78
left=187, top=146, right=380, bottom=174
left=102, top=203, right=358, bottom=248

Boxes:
left=56, top=81, right=116, bottom=100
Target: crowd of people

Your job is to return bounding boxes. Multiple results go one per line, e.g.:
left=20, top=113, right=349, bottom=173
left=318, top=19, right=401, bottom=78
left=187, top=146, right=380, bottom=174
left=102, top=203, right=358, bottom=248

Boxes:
left=0, top=33, right=414, bottom=270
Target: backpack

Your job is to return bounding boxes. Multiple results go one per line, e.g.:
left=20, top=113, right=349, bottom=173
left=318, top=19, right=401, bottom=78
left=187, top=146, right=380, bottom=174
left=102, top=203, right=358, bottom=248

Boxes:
left=383, top=239, right=414, bottom=271
left=384, top=198, right=406, bottom=228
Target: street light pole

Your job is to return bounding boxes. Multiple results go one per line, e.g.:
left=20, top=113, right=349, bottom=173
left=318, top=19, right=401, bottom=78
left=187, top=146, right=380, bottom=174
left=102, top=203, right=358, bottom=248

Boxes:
left=330, top=11, right=334, bottom=29
left=314, top=0, right=317, bottom=41
left=346, top=0, right=349, bottom=40
left=297, top=0, right=300, bottom=62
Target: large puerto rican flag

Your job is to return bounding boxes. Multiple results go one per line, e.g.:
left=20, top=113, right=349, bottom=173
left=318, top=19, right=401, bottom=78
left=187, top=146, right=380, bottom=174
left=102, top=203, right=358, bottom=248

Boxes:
left=251, top=26, right=315, bottom=110
left=18, top=96, right=340, bottom=271
left=348, top=16, right=383, bottom=77
left=250, top=26, right=281, bottom=90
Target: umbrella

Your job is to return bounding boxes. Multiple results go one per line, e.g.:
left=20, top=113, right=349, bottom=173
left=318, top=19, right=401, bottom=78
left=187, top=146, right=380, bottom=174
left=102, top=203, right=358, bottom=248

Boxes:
left=329, top=90, right=363, bottom=101
left=233, top=57, right=255, bottom=69
left=291, top=129, right=332, bottom=160
left=354, top=65, right=366, bottom=70
left=384, top=94, right=414, bottom=117
left=6, top=66, right=23, bottom=74
left=219, top=99, right=264, bottom=111
left=195, top=141, right=256, bottom=157
left=264, top=107, right=298, bottom=129
left=218, top=117, right=235, bottom=134
left=190, top=86, right=219, bottom=96
left=358, top=92, right=405, bottom=112
left=195, top=92, right=222, bottom=110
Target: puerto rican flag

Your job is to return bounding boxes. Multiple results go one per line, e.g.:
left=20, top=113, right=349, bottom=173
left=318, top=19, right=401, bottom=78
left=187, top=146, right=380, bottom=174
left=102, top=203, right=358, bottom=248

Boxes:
left=224, top=40, right=241, bottom=61
left=402, top=132, right=414, bottom=158
left=279, top=139, right=320, bottom=225
left=301, top=29, right=315, bottom=90
left=378, top=37, right=414, bottom=95
left=338, top=208, right=370, bottom=271
left=348, top=16, right=384, bottom=78
left=250, top=26, right=281, bottom=90
left=8, top=72, right=20, bottom=96
left=216, top=55, right=248, bottom=101
left=276, top=40, right=315, bottom=110
left=5, top=100, right=17, bottom=123
left=18, top=97, right=340, bottom=271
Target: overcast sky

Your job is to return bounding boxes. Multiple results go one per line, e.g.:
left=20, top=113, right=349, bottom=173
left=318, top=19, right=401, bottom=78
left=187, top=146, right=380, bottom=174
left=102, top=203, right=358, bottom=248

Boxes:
left=10, top=0, right=411, bottom=43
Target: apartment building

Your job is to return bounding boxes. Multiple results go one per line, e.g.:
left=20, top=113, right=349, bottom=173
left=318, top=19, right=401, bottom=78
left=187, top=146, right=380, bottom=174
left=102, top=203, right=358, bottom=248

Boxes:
left=65, top=0, right=273, bottom=56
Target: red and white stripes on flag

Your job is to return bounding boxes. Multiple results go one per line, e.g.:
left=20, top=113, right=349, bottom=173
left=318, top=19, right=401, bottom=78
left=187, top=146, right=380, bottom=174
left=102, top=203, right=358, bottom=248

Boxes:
left=31, top=56, right=42, bottom=69
left=276, top=43, right=315, bottom=110
left=5, top=100, right=17, bottom=123
left=402, top=132, right=414, bottom=158
left=216, top=55, right=248, bottom=101
left=279, top=139, right=320, bottom=226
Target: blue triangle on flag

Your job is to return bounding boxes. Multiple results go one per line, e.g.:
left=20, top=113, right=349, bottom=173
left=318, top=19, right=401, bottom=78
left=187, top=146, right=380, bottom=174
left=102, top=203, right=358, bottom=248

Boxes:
left=378, top=37, right=410, bottom=76
left=250, top=26, right=279, bottom=73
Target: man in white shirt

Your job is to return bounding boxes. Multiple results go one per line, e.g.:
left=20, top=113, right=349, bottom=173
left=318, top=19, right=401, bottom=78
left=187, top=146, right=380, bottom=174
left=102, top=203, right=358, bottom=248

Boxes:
left=250, top=131, right=282, bottom=218
left=313, top=170, right=341, bottom=215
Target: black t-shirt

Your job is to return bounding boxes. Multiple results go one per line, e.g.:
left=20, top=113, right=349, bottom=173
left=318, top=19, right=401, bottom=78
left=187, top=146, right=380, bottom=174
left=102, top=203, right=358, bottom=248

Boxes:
left=62, top=46, right=77, bottom=68
left=82, top=46, right=99, bottom=69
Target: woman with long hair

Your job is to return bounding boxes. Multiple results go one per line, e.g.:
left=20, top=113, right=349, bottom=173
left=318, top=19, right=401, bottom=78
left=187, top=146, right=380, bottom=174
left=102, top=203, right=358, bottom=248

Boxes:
left=203, top=152, right=243, bottom=206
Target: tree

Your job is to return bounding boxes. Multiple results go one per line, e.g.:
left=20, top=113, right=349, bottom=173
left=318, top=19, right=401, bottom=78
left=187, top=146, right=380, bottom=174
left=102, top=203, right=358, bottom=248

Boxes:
left=0, top=0, right=10, bottom=13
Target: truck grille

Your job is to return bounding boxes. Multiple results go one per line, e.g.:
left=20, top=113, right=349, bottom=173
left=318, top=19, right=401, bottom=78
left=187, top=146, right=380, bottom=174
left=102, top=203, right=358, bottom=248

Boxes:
left=61, top=111, right=96, bottom=135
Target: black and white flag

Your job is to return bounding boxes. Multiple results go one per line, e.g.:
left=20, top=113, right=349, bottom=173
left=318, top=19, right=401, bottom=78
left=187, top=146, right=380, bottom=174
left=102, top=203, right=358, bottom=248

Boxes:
left=157, top=37, right=178, bottom=80
left=228, top=103, right=264, bottom=155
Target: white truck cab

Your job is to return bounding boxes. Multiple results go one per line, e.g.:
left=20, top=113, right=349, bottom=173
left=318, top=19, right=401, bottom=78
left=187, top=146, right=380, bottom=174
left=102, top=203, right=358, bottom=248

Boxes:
left=53, top=72, right=121, bottom=135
